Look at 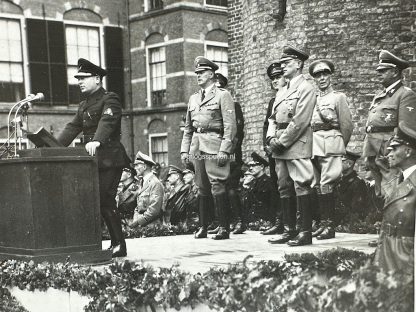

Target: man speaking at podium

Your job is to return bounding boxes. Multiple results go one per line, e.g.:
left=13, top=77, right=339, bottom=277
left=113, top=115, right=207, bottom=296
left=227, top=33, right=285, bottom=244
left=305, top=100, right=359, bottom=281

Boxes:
left=57, top=58, right=129, bottom=258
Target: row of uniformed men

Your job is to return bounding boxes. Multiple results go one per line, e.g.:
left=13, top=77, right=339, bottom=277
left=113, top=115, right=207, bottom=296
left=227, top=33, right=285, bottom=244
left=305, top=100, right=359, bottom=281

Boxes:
left=179, top=47, right=416, bottom=253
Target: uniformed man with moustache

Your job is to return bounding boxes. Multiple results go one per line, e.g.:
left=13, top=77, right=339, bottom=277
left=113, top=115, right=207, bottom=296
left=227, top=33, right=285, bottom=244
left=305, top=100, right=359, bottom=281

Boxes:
left=335, top=150, right=372, bottom=224
left=309, top=60, right=353, bottom=240
left=374, top=121, right=416, bottom=275
left=130, top=151, right=164, bottom=227
left=261, top=61, right=286, bottom=236
left=363, top=50, right=416, bottom=200
left=266, top=46, right=317, bottom=246
left=181, top=56, right=237, bottom=240
left=164, top=165, right=189, bottom=225
left=57, top=58, right=130, bottom=258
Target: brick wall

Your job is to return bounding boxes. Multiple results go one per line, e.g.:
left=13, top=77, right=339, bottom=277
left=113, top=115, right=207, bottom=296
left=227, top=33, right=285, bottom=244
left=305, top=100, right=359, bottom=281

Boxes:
left=228, top=0, right=416, bottom=165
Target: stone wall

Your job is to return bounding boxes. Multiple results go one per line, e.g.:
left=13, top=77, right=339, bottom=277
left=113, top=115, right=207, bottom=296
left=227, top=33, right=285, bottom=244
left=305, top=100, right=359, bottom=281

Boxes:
left=228, top=0, right=416, bottom=164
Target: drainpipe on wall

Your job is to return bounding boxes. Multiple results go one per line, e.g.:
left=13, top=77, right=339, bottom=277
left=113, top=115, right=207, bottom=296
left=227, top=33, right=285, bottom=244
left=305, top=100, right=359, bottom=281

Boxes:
left=125, top=0, right=135, bottom=161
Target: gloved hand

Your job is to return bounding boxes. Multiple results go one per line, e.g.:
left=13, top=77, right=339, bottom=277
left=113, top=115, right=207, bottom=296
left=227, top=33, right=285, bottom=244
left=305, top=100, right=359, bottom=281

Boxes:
left=264, top=145, right=273, bottom=157
left=85, top=141, right=101, bottom=156
left=181, top=152, right=190, bottom=166
left=269, top=138, right=286, bottom=155
left=217, top=151, right=228, bottom=167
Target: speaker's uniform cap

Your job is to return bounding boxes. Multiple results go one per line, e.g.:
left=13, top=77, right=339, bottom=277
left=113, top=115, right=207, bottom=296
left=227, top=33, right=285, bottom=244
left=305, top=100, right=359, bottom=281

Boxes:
left=267, top=61, right=283, bottom=79
left=74, top=58, right=107, bottom=78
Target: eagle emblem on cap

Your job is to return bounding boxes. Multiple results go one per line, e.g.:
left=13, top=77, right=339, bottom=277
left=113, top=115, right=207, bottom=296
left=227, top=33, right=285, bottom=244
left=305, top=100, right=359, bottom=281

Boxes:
left=103, top=108, right=113, bottom=116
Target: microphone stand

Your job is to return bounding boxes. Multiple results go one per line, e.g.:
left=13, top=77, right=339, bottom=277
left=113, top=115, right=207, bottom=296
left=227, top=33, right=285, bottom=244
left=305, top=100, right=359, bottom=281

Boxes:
left=7, top=95, right=34, bottom=158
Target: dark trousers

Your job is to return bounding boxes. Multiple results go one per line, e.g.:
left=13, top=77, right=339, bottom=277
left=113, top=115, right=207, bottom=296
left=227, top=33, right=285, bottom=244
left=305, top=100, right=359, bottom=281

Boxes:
left=99, top=167, right=124, bottom=244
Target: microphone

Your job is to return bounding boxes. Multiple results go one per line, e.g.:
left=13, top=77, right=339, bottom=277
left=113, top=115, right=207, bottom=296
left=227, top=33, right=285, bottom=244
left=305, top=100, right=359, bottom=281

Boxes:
left=21, top=92, right=45, bottom=103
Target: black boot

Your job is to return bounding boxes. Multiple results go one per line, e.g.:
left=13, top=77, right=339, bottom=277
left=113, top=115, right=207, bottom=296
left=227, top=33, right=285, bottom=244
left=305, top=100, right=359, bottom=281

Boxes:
left=112, top=240, right=127, bottom=257
left=212, top=193, right=230, bottom=240
left=287, top=194, right=313, bottom=246
left=316, top=192, right=336, bottom=240
left=260, top=218, right=284, bottom=235
left=268, top=197, right=297, bottom=244
left=229, top=189, right=246, bottom=234
left=195, top=195, right=209, bottom=239
left=208, top=226, right=220, bottom=234
left=232, top=221, right=247, bottom=234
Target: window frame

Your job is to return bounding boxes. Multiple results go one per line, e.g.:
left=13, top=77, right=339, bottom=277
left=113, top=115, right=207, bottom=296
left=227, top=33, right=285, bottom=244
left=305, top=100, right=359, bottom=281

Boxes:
left=64, top=20, right=106, bottom=104
left=148, top=132, right=168, bottom=165
left=146, top=41, right=167, bottom=107
left=144, top=0, right=164, bottom=12
left=204, top=0, right=228, bottom=9
left=204, top=40, right=229, bottom=76
left=0, top=13, right=30, bottom=103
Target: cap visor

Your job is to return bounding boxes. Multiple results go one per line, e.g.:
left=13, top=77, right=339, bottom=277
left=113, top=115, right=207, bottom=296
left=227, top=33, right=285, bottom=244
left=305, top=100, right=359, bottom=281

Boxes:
left=376, top=64, right=396, bottom=71
left=74, top=72, right=95, bottom=78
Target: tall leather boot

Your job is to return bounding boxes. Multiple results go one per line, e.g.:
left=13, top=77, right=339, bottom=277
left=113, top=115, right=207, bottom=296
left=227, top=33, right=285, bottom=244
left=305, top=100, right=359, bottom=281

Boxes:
left=268, top=197, right=297, bottom=244
left=287, top=194, right=312, bottom=246
left=101, top=206, right=126, bottom=257
left=312, top=193, right=326, bottom=237
left=317, top=192, right=336, bottom=240
left=195, top=195, right=209, bottom=238
left=229, top=189, right=246, bottom=234
left=212, top=193, right=230, bottom=240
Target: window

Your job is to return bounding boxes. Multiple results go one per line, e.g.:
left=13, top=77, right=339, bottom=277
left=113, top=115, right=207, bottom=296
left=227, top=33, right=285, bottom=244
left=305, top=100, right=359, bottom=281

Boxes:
left=148, top=0, right=164, bottom=11
left=148, top=46, right=166, bottom=106
left=205, top=0, right=227, bottom=7
left=0, top=18, right=24, bottom=102
left=206, top=44, right=228, bottom=77
left=66, top=25, right=101, bottom=104
left=149, top=134, right=168, bottom=165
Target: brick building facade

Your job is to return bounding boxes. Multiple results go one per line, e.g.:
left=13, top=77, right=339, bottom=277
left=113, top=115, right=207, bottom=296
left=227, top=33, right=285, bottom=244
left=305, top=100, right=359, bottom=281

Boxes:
left=0, top=0, right=228, bottom=167
left=228, top=0, right=416, bottom=167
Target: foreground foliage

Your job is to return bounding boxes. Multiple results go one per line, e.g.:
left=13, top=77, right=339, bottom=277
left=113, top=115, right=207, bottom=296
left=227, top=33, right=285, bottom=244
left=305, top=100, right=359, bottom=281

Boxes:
left=0, top=248, right=413, bottom=312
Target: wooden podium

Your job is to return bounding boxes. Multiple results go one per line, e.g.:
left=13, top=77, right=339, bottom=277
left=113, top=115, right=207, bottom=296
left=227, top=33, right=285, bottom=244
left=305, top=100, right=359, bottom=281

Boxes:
left=0, top=147, right=112, bottom=264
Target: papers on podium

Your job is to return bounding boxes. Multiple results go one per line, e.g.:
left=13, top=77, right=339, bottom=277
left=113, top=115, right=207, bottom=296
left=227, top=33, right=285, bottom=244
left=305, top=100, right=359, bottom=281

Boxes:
left=27, top=127, right=63, bottom=148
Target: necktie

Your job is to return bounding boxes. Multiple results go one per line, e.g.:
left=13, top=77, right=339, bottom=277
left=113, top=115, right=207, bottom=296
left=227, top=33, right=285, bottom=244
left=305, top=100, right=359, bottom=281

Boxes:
left=398, top=172, right=404, bottom=184
left=201, top=90, right=205, bottom=101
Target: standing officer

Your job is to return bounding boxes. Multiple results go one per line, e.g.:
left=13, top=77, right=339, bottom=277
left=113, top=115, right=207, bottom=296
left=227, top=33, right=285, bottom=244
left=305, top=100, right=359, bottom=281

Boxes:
left=266, top=46, right=317, bottom=246
left=261, top=60, right=286, bottom=235
left=309, top=60, right=353, bottom=240
left=57, top=58, right=129, bottom=257
left=374, top=121, right=416, bottom=275
left=363, top=50, right=416, bottom=199
left=181, top=56, right=237, bottom=240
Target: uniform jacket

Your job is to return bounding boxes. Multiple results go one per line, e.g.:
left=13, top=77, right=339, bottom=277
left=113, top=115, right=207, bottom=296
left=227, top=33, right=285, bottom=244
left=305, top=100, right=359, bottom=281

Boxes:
left=335, top=170, right=371, bottom=220
left=374, top=169, right=416, bottom=274
left=363, top=82, right=416, bottom=157
left=167, top=182, right=191, bottom=225
left=263, top=97, right=275, bottom=147
left=135, top=173, right=164, bottom=226
left=266, top=75, right=316, bottom=159
left=312, top=88, right=353, bottom=157
left=243, top=173, right=278, bottom=222
left=57, top=87, right=130, bottom=169
left=234, top=102, right=244, bottom=164
left=181, top=85, right=237, bottom=155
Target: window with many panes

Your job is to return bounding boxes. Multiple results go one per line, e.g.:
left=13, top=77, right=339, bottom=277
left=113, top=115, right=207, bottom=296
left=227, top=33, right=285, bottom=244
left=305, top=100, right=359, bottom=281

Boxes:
left=65, top=25, right=101, bottom=104
left=0, top=18, right=24, bottom=102
left=205, top=0, right=227, bottom=7
left=148, top=0, right=164, bottom=11
left=148, top=46, right=166, bottom=106
left=206, top=44, right=228, bottom=77
left=150, top=134, right=168, bottom=165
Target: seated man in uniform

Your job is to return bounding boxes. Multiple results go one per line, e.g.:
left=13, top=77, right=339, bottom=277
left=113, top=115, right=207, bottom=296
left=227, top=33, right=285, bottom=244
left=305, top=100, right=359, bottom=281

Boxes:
left=374, top=121, right=416, bottom=275
left=182, top=168, right=199, bottom=225
left=238, top=152, right=279, bottom=231
left=116, top=167, right=139, bottom=220
left=164, top=165, right=189, bottom=225
left=130, top=151, right=164, bottom=228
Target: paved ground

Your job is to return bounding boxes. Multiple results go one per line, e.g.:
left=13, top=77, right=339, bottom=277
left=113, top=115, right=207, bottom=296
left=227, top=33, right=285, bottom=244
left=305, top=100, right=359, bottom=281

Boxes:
left=103, top=231, right=378, bottom=274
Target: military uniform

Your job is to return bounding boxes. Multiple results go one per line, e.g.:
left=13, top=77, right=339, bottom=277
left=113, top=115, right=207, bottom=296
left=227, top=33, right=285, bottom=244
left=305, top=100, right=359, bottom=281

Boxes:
left=374, top=122, right=416, bottom=275
left=57, top=58, right=129, bottom=257
left=181, top=57, right=237, bottom=240
left=266, top=46, right=316, bottom=246
left=363, top=50, right=416, bottom=198
left=309, top=60, right=353, bottom=240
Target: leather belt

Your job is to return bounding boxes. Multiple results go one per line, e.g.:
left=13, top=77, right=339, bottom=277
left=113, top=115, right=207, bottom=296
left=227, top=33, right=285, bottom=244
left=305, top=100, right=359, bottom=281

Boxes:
left=365, top=126, right=395, bottom=133
left=194, top=127, right=223, bottom=135
left=312, top=123, right=340, bottom=132
left=277, top=123, right=289, bottom=130
left=382, top=223, right=414, bottom=237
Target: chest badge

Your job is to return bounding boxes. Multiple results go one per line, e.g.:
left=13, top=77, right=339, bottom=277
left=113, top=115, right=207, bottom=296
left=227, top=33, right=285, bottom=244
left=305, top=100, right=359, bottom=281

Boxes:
left=384, top=113, right=393, bottom=123
left=103, top=108, right=113, bottom=116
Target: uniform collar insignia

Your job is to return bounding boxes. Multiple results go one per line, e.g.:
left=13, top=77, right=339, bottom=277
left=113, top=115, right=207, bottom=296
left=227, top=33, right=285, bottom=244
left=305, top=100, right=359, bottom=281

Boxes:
left=318, top=86, right=333, bottom=97
left=104, top=108, right=113, bottom=116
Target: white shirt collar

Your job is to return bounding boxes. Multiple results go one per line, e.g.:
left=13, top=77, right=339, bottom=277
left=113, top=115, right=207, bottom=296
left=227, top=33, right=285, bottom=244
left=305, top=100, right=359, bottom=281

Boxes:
left=202, top=83, right=215, bottom=94
left=402, top=164, right=416, bottom=181
left=385, top=79, right=401, bottom=93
